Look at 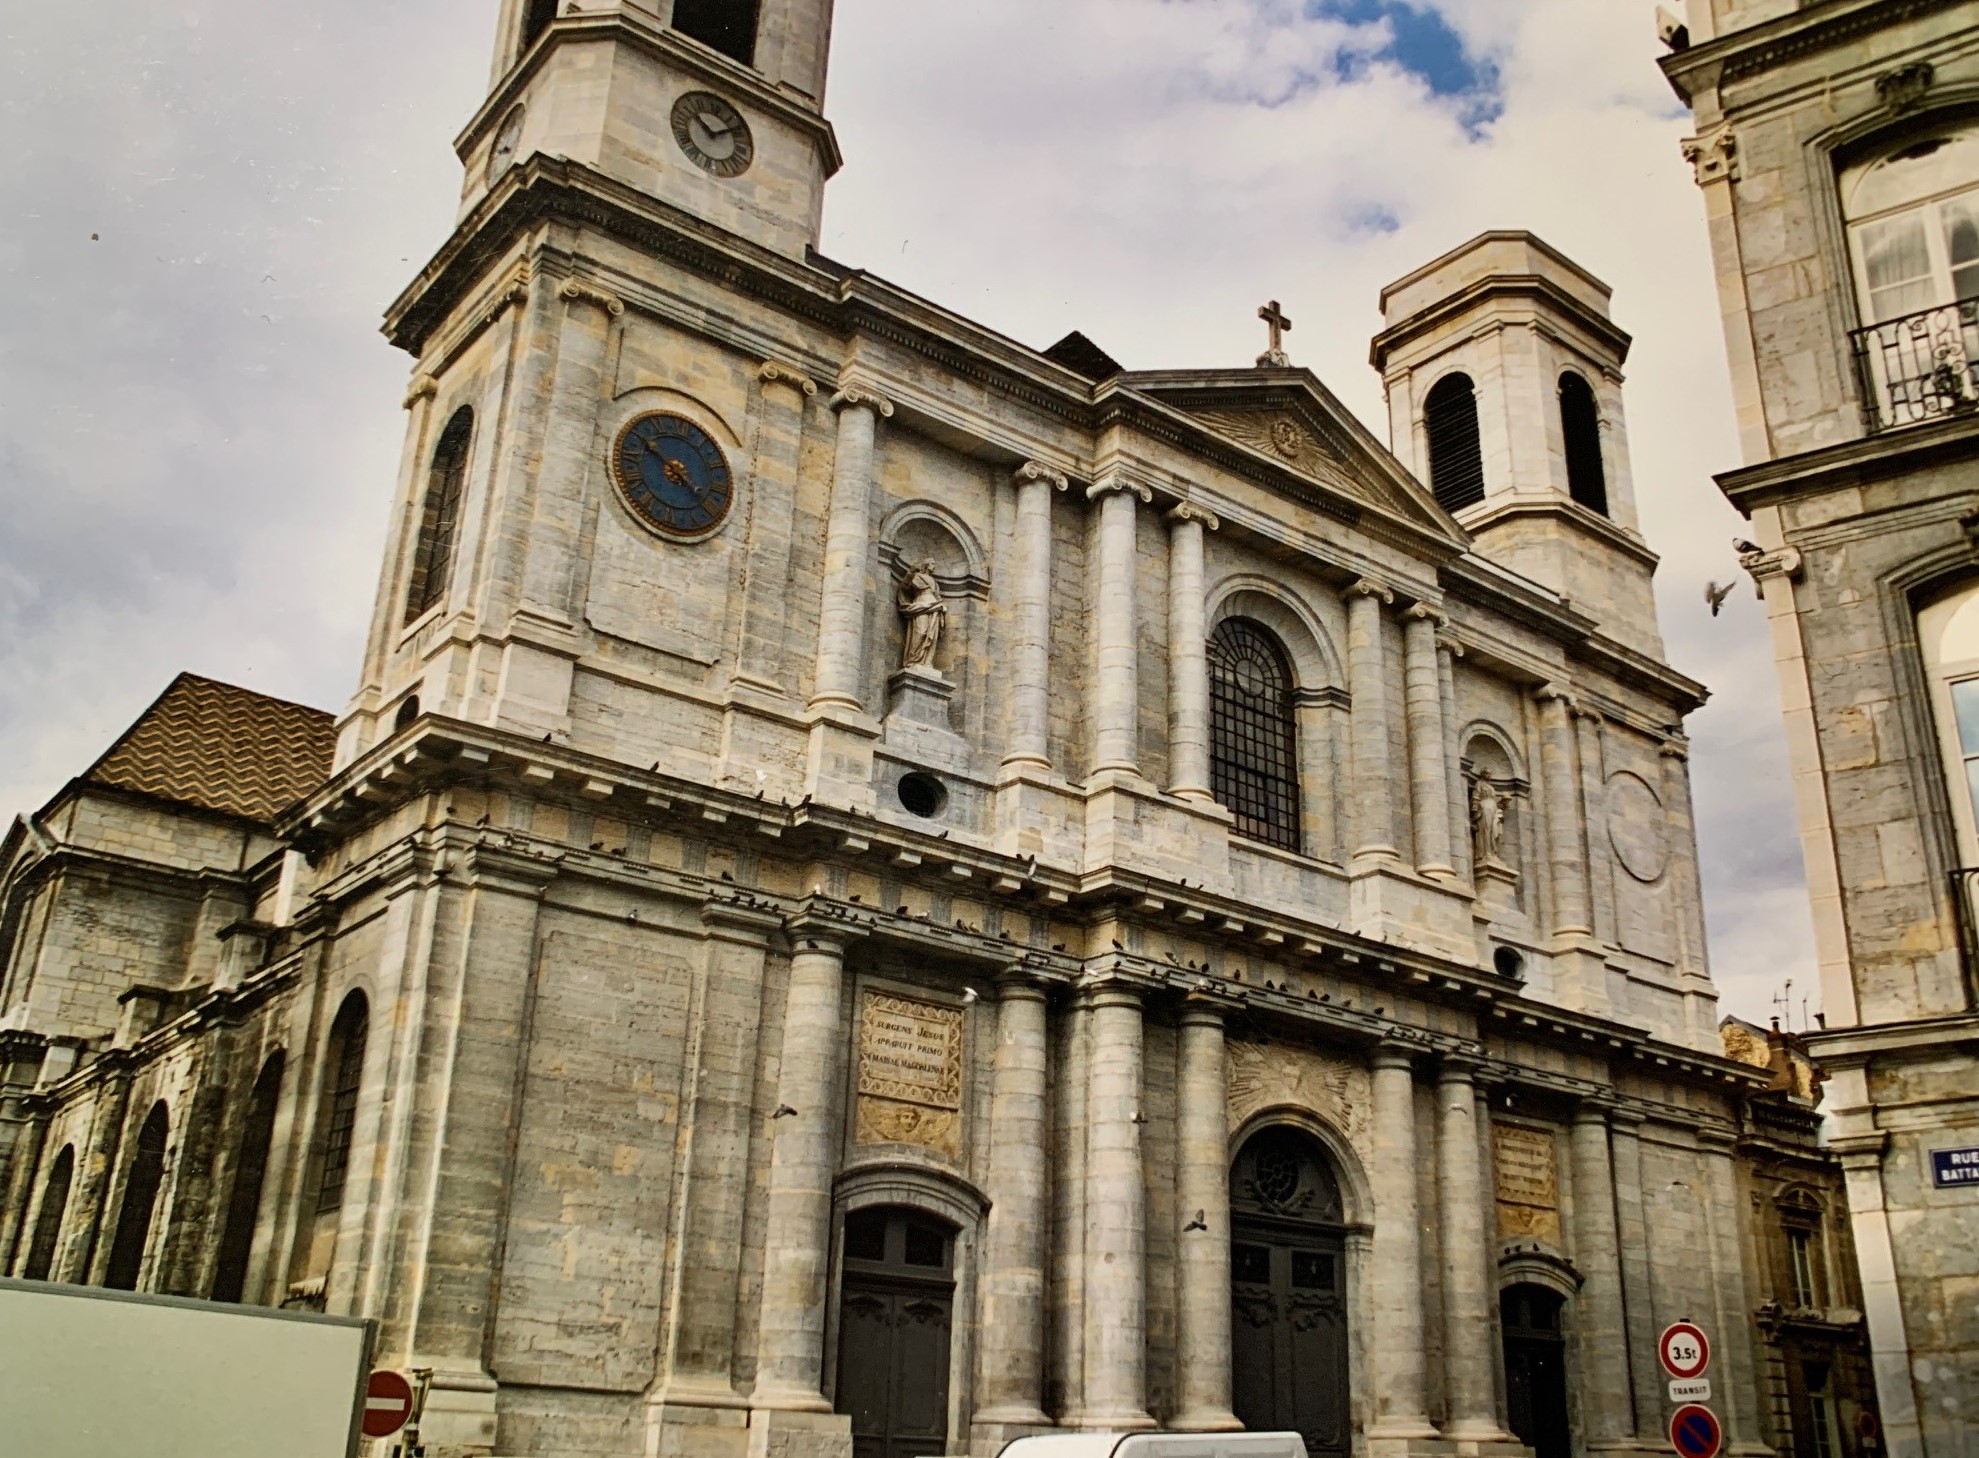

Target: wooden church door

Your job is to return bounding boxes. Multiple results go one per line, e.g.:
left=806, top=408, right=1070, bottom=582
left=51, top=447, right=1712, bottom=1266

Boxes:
left=1501, top=1284, right=1571, bottom=1458
left=835, top=1207, right=954, bottom=1458
left=1229, top=1128, right=1351, bottom=1458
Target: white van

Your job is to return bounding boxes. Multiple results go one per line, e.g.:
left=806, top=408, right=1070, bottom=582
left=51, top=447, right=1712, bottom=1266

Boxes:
left=996, top=1435, right=1309, bottom=1458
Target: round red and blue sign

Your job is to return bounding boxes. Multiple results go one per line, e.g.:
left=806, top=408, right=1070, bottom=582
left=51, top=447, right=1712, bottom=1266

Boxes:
left=1659, top=1321, right=1711, bottom=1380
left=1670, top=1403, right=1723, bottom=1458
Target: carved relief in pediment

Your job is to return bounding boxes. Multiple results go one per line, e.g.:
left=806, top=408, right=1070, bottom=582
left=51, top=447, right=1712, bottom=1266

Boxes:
left=1227, top=1039, right=1370, bottom=1155
left=1191, top=409, right=1418, bottom=520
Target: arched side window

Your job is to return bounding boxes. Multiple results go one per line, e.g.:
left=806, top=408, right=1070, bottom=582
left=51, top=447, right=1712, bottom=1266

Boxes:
left=670, top=0, right=761, bottom=66
left=315, top=996, right=368, bottom=1220
left=1917, top=580, right=1979, bottom=863
left=211, top=1053, right=285, bottom=1303
left=104, top=1102, right=169, bottom=1291
left=404, top=407, right=473, bottom=625
left=520, top=0, right=557, bottom=52
left=1424, top=372, right=1485, bottom=512
left=22, top=1145, right=75, bottom=1281
left=1557, top=372, right=1608, bottom=515
left=1209, top=618, right=1302, bottom=853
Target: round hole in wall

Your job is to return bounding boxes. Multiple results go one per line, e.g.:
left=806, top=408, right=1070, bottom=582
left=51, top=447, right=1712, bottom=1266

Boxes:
left=1493, top=946, right=1527, bottom=982
left=897, top=772, right=947, bottom=819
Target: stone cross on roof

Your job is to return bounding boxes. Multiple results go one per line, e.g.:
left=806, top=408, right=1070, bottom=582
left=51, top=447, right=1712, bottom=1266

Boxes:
left=1257, top=299, right=1292, bottom=367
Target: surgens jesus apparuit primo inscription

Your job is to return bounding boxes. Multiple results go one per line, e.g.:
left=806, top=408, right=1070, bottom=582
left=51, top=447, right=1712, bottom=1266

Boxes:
left=856, top=991, right=964, bottom=1159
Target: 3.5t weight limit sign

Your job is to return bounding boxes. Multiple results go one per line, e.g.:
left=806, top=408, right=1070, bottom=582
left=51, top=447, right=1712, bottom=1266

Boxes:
left=1659, top=1322, right=1711, bottom=1381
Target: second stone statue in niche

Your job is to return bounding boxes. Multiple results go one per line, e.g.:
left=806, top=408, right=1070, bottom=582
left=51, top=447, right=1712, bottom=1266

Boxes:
left=896, top=562, right=947, bottom=672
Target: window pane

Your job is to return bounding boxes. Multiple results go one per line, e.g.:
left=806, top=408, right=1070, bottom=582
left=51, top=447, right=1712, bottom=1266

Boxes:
left=1862, top=214, right=1938, bottom=319
left=1291, top=1250, right=1334, bottom=1290
left=1232, top=1243, right=1271, bottom=1285
left=1952, top=679, right=1979, bottom=753
left=902, top=1217, right=947, bottom=1268
left=844, top=1210, right=887, bottom=1263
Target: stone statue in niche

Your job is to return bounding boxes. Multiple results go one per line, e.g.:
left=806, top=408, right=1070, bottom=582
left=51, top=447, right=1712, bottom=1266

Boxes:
left=1470, top=775, right=1508, bottom=867
left=896, top=562, right=947, bottom=673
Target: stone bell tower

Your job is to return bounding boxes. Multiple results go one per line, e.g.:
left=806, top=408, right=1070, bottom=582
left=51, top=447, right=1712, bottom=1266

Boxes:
left=1370, top=231, right=1665, bottom=657
left=461, top=0, right=841, bottom=259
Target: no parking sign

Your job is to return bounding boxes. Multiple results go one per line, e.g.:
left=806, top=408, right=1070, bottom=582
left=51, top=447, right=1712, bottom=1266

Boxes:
left=1670, top=1403, right=1723, bottom=1458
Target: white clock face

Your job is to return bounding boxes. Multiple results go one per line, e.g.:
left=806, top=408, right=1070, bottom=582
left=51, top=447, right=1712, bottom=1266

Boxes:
left=487, top=106, right=525, bottom=183
left=670, top=91, right=753, bottom=178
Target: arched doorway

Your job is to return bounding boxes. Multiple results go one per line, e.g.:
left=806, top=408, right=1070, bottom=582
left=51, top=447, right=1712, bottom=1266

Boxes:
left=1501, top=1283, right=1570, bottom=1458
left=834, top=1206, right=955, bottom=1458
left=1229, top=1127, right=1350, bottom=1458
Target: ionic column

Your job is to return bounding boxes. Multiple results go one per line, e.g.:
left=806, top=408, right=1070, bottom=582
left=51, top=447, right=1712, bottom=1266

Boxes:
left=1569, top=1105, right=1634, bottom=1442
left=754, top=930, right=852, bottom=1410
left=1346, top=580, right=1399, bottom=861
left=1437, top=1059, right=1505, bottom=1438
left=1081, top=985, right=1153, bottom=1429
left=1575, top=706, right=1616, bottom=945
left=1165, top=502, right=1220, bottom=803
left=1437, top=632, right=1470, bottom=883
left=810, top=385, right=893, bottom=712
left=1051, top=996, right=1092, bottom=1422
left=1403, top=604, right=1454, bottom=878
left=1174, top=1000, right=1240, bottom=1432
left=1536, top=685, right=1592, bottom=937
left=1369, top=1044, right=1434, bottom=1437
left=1089, top=478, right=1151, bottom=776
left=976, top=972, right=1051, bottom=1425
left=1004, top=462, right=1069, bottom=772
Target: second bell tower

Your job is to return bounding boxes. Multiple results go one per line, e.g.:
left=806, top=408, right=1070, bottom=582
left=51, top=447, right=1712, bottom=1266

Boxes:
left=461, top=0, right=841, bottom=260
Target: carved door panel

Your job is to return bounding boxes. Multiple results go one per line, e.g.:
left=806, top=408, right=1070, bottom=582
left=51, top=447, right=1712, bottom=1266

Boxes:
left=1230, top=1227, right=1349, bottom=1458
left=1502, top=1284, right=1570, bottom=1458
left=838, top=1282, right=953, bottom=1458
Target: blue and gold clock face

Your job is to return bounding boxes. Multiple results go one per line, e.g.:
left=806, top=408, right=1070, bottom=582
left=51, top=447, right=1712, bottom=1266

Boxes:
left=612, top=412, right=732, bottom=537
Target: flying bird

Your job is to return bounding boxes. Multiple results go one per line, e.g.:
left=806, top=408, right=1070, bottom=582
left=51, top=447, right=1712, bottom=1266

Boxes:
left=1704, top=580, right=1735, bottom=616
left=1184, top=1210, right=1208, bottom=1232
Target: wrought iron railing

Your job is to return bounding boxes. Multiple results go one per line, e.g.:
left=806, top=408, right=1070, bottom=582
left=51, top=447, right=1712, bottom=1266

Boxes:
left=1850, top=296, right=1979, bottom=431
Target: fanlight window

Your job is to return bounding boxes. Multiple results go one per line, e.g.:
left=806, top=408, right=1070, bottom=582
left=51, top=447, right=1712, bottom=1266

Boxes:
left=1231, top=1127, right=1343, bottom=1223
left=1425, top=372, right=1485, bottom=512
left=1208, top=618, right=1302, bottom=853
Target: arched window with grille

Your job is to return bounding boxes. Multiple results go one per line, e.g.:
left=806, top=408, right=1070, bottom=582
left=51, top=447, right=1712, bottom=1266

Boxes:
left=1209, top=618, right=1302, bottom=853
left=1424, top=372, right=1485, bottom=512
left=104, top=1102, right=169, bottom=1290
left=315, top=996, right=368, bottom=1220
left=21, top=1144, right=74, bottom=1281
left=670, top=0, right=761, bottom=66
left=404, top=407, right=473, bottom=624
left=1558, top=371, right=1608, bottom=515
left=211, top=1053, right=285, bottom=1303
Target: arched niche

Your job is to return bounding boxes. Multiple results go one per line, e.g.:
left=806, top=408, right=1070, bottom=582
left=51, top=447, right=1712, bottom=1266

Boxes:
left=1460, top=720, right=1531, bottom=914
left=874, top=502, right=990, bottom=750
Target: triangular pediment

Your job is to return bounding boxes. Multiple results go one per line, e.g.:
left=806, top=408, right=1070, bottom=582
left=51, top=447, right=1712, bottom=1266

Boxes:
left=1118, top=370, right=1467, bottom=543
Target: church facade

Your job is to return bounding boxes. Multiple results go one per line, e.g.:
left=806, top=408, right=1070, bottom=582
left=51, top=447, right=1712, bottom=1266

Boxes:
left=0, top=4, right=1877, bottom=1457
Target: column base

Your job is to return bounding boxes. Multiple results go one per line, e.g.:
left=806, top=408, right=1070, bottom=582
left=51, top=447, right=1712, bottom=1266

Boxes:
left=643, top=1389, right=751, bottom=1458
left=746, top=1406, right=852, bottom=1458
left=414, top=1365, right=500, bottom=1458
left=970, top=1410, right=1057, bottom=1454
left=1168, top=1406, right=1243, bottom=1432
left=1074, top=1408, right=1157, bottom=1432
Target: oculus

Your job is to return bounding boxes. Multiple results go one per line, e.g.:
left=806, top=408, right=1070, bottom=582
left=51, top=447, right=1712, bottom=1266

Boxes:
left=671, top=90, right=754, bottom=177
left=612, top=412, right=733, bottom=537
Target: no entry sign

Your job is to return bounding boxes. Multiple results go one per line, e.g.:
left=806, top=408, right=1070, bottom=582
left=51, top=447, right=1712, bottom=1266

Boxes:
left=1670, top=1404, right=1723, bottom=1458
left=362, top=1369, right=417, bottom=1440
left=1659, top=1322, right=1711, bottom=1380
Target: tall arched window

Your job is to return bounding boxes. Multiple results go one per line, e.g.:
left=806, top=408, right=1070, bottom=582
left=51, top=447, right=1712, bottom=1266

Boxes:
left=1558, top=372, right=1608, bottom=515
left=1424, top=372, right=1485, bottom=512
left=1918, top=580, right=1979, bottom=863
left=22, top=1145, right=74, bottom=1281
left=404, top=407, right=473, bottom=624
left=211, top=1053, right=285, bottom=1303
left=104, top=1102, right=169, bottom=1291
left=1209, top=618, right=1302, bottom=853
left=315, top=996, right=368, bottom=1220
left=670, top=0, right=761, bottom=66
left=520, top=0, right=557, bottom=51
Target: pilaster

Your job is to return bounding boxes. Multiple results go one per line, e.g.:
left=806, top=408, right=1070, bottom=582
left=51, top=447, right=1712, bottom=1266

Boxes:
left=1089, top=477, right=1152, bottom=779
left=1165, top=501, right=1220, bottom=804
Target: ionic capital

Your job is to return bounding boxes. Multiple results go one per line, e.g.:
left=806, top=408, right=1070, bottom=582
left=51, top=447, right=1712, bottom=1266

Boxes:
left=1435, top=631, right=1466, bottom=660
left=1012, top=459, right=1070, bottom=492
left=829, top=381, right=894, bottom=418
left=557, top=277, right=625, bottom=317
left=994, top=966, right=1050, bottom=1000
left=1165, top=500, right=1221, bottom=531
left=1738, top=544, right=1802, bottom=584
left=1659, top=735, right=1691, bottom=763
left=1570, top=702, right=1605, bottom=726
left=1086, top=474, right=1152, bottom=504
left=1679, top=125, right=1737, bottom=187
left=1403, top=602, right=1447, bottom=628
left=1370, top=1040, right=1417, bottom=1073
left=758, top=360, right=819, bottom=397
left=402, top=372, right=439, bottom=410
left=1346, top=577, right=1395, bottom=607
left=1534, top=681, right=1577, bottom=711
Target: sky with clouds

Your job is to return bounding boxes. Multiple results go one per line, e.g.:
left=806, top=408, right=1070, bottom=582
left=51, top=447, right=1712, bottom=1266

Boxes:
left=0, top=0, right=1817, bottom=1024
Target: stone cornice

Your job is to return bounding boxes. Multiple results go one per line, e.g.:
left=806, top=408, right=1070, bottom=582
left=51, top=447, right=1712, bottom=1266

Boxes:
left=1716, top=411, right=1979, bottom=514
left=1658, top=0, right=1972, bottom=105
left=1369, top=271, right=1631, bottom=372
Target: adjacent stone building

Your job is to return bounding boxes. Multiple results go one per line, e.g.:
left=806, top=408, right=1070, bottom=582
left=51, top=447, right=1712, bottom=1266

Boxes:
left=0, top=4, right=1880, bottom=1457
left=1662, top=3, right=1979, bottom=1453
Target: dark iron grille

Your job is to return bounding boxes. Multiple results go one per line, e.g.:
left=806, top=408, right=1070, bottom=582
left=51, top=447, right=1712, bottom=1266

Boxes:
left=1851, top=296, right=1979, bottom=431
left=1209, top=619, right=1302, bottom=853
left=316, top=1003, right=368, bottom=1215
left=405, top=408, right=473, bottom=624
left=1425, top=374, right=1485, bottom=512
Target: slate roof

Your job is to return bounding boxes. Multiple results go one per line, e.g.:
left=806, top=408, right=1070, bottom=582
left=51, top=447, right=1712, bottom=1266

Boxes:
left=80, top=673, right=336, bottom=825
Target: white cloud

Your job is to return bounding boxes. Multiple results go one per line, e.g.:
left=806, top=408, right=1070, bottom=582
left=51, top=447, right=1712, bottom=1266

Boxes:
left=0, top=0, right=1813, bottom=1019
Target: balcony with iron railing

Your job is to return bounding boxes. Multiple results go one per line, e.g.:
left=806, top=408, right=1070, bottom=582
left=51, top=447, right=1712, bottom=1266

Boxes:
left=1850, top=296, right=1979, bottom=432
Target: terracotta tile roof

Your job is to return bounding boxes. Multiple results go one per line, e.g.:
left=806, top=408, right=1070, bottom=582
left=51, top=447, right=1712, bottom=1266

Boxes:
left=82, top=673, right=336, bottom=825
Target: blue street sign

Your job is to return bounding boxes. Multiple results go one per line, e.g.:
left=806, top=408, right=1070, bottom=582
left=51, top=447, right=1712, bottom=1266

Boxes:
left=1931, top=1148, right=1979, bottom=1188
